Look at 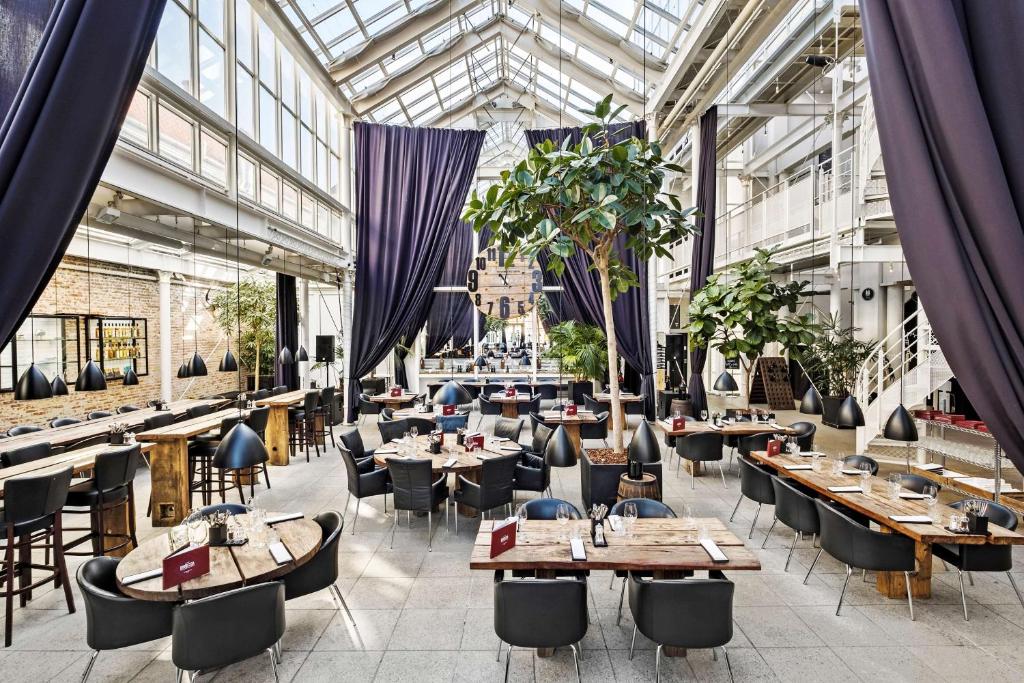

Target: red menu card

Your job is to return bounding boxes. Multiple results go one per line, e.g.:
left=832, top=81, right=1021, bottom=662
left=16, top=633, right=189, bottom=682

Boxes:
left=470, top=433, right=485, bottom=449
left=490, top=519, right=517, bottom=558
left=766, top=439, right=782, bottom=456
left=442, top=404, right=456, bottom=416
left=162, top=544, right=210, bottom=589
left=565, top=404, right=578, bottom=416
left=505, top=387, right=516, bottom=397
left=672, top=417, right=686, bottom=431
left=390, top=386, right=402, bottom=397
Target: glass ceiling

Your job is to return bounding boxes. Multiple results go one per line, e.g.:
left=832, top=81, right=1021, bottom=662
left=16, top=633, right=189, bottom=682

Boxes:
left=279, top=0, right=696, bottom=126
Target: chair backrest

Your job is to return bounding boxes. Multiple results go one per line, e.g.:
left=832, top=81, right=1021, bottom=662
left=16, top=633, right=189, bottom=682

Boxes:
left=186, top=404, right=213, bottom=420
left=386, top=458, right=436, bottom=511
left=521, top=497, right=581, bottom=520
left=378, top=418, right=409, bottom=444
left=87, top=411, right=113, bottom=420
left=1, top=442, right=52, bottom=467
left=435, top=414, right=469, bottom=433
left=77, top=557, right=174, bottom=651
left=534, top=383, right=559, bottom=400
left=481, top=384, right=506, bottom=398
left=530, top=422, right=553, bottom=454
left=271, top=385, right=289, bottom=395
left=319, top=386, right=335, bottom=411
left=628, top=573, right=733, bottom=649
left=580, top=411, right=609, bottom=438
left=843, top=454, right=878, bottom=475
left=117, top=405, right=142, bottom=414
left=517, top=395, right=541, bottom=416
left=3, top=465, right=73, bottom=526
left=357, top=393, right=380, bottom=415
left=49, top=417, right=81, bottom=428
left=199, top=503, right=248, bottom=516
left=302, top=390, right=320, bottom=413
left=405, top=417, right=436, bottom=435
left=94, top=445, right=142, bottom=494
left=7, top=424, right=43, bottom=436
left=771, top=476, right=820, bottom=534
left=143, top=412, right=175, bottom=431
left=789, top=421, right=817, bottom=449
left=69, top=433, right=113, bottom=450
left=284, top=510, right=343, bottom=600
left=338, top=445, right=365, bottom=494
left=949, top=498, right=1018, bottom=531
left=172, top=582, right=285, bottom=672
left=494, top=574, right=588, bottom=649
left=493, top=417, right=524, bottom=442
left=610, top=498, right=676, bottom=518
left=217, top=416, right=245, bottom=439
left=380, top=407, right=394, bottom=421
left=252, top=389, right=270, bottom=401
left=738, top=457, right=776, bottom=504
left=478, top=393, right=502, bottom=415
left=583, top=394, right=605, bottom=414
left=737, top=431, right=774, bottom=455
left=676, top=431, right=724, bottom=461
left=478, top=453, right=520, bottom=509
left=338, top=429, right=366, bottom=460
left=513, top=383, right=533, bottom=395
left=814, top=498, right=914, bottom=571
left=899, top=473, right=938, bottom=494
left=245, top=407, right=270, bottom=435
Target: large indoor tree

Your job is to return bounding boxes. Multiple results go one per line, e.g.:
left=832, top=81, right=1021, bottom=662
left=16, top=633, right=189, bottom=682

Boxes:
left=463, top=96, right=698, bottom=452
left=688, top=247, right=819, bottom=400
left=209, top=276, right=276, bottom=390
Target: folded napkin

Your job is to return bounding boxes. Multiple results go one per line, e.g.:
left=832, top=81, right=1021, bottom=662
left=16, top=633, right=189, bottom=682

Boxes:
left=841, top=469, right=863, bottom=475
left=889, top=515, right=933, bottom=523
left=784, top=464, right=813, bottom=471
left=700, top=538, right=728, bottom=562
left=269, top=541, right=293, bottom=565
left=828, top=485, right=864, bottom=493
left=122, top=568, right=162, bottom=586
left=706, top=424, right=723, bottom=431
left=769, top=423, right=784, bottom=430
left=916, top=463, right=943, bottom=472
left=491, top=436, right=509, bottom=442
left=498, top=446, right=522, bottom=452
left=569, top=537, right=587, bottom=561
left=267, top=512, right=304, bottom=525
left=898, top=492, right=928, bottom=500
left=376, top=448, right=398, bottom=455
left=799, top=451, right=826, bottom=457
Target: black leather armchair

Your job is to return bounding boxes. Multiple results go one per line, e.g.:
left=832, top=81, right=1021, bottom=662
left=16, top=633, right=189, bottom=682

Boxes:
left=675, top=432, right=726, bottom=489
left=789, top=421, right=817, bottom=450
left=627, top=572, right=734, bottom=681
left=521, top=497, right=581, bottom=520
left=899, top=473, right=939, bottom=494
left=843, top=454, right=879, bottom=475
left=453, top=453, right=518, bottom=533
left=378, top=418, right=410, bottom=445
left=77, top=557, right=174, bottom=682
left=387, top=458, right=448, bottom=550
left=517, top=395, right=541, bottom=417
left=609, top=499, right=676, bottom=623
left=583, top=394, right=607, bottom=415
left=172, top=582, right=285, bottom=680
left=493, top=417, right=524, bottom=442
left=731, top=457, right=777, bottom=540
left=357, top=393, right=380, bottom=424
left=283, top=510, right=353, bottom=620
left=49, top=417, right=81, bottom=428
left=812, top=499, right=916, bottom=619
left=477, top=394, right=503, bottom=429
left=767, top=476, right=821, bottom=570
left=932, top=499, right=1023, bottom=620
left=736, top=431, right=774, bottom=458
left=1, top=441, right=52, bottom=467
left=340, top=442, right=391, bottom=534
left=338, top=428, right=376, bottom=464
left=493, top=571, right=587, bottom=682
left=580, top=411, right=609, bottom=446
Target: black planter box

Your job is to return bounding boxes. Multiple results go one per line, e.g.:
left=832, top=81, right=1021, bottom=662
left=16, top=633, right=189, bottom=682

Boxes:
left=822, top=395, right=853, bottom=429
left=580, top=449, right=663, bottom=511
left=568, top=380, right=594, bottom=405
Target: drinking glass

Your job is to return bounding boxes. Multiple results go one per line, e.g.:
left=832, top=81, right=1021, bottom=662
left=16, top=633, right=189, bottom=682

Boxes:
left=623, top=502, right=638, bottom=539
left=859, top=464, right=873, bottom=493
left=186, top=515, right=208, bottom=546
left=516, top=504, right=528, bottom=539
left=698, top=523, right=711, bottom=542
left=924, top=485, right=939, bottom=520
left=700, top=410, right=708, bottom=422
left=556, top=504, right=570, bottom=540
left=168, top=524, right=188, bottom=551
left=832, top=459, right=844, bottom=476
left=681, top=504, right=694, bottom=527
left=410, top=426, right=419, bottom=439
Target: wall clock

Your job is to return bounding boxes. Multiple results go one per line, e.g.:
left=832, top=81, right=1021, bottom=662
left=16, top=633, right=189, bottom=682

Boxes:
left=861, top=287, right=875, bottom=301
left=466, top=247, right=542, bottom=320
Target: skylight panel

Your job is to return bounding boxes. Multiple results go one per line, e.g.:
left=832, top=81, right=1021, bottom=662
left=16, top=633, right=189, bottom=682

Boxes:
left=330, top=30, right=367, bottom=59
left=506, top=6, right=533, bottom=28
left=295, top=0, right=342, bottom=17
left=381, top=42, right=424, bottom=75
left=372, top=98, right=402, bottom=122
left=594, top=0, right=637, bottom=22
left=363, top=3, right=409, bottom=34
left=576, top=45, right=613, bottom=76
left=349, top=65, right=384, bottom=93
left=584, top=5, right=629, bottom=37
left=404, top=91, right=441, bottom=119
left=313, top=5, right=357, bottom=43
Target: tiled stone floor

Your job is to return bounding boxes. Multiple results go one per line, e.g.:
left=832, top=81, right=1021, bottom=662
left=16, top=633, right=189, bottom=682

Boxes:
left=8, top=408, right=1024, bottom=682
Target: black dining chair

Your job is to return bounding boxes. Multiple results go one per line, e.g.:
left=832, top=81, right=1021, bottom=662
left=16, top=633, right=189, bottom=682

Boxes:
left=453, top=453, right=519, bottom=533
left=1, top=466, right=75, bottom=646
left=378, top=418, right=410, bottom=445
left=609, top=498, right=677, bottom=624
left=404, top=416, right=436, bottom=435
left=521, top=497, right=581, bottom=520
left=316, top=387, right=337, bottom=445
left=49, top=417, right=81, bottom=428
left=517, top=395, right=541, bottom=417
left=198, top=502, right=248, bottom=516
left=932, top=499, right=1024, bottom=620
left=736, top=431, right=774, bottom=458
left=767, top=477, right=821, bottom=570
left=185, top=404, right=213, bottom=420
left=477, top=393, right=503, bottom=429
left=357, top=393, right=381, bottom=424
left=77, top=557, right=174, bottom=682
left=142, top=412, right=175, bottom=431
left=289, top=391, right=322, bottom=462
left=789, top=421, right=817, bottom=451
left=87, top=412, right=113, bottom=421
left=386, top=458, right=448, bottom=551
left=627, top=572, right=735, bottom=682
left=6, top=424, right=43, bottom=436
left=811, top=499, right=916, bottom=619
left=899, top=473, right=939, bottom=494
left=533, top=383, right=559, bottom=408
left=581, top=411, right=610, bottom=447
left=493, top=571, right=587, bottom=682
left=282, top=511, right=353, bottom=619
left=583, top=394, right=607, bottom=415
left=116, top=405, right=142, bottom=414
left=493, top=417, right=524, bottom=442
left=271, top=385, right=289, bottom=395
left=1, top=441, right=52, bottom=467
left=252, top=388, right=271, bottom=401
left=380, top=407, right=395, bottom=422
left=514, top=423, right=553, bottom=499
left=675, top=431, right=726, bottom=489
left=63, top=445, right=142, bottom=557
left=730, top=457, right=777, bottom=539
left=340, top=442, right=391, bottom=534
left=245, top=406, right=270, bottom=443
left=338, top=428, right=375, bottom=465
left=172, top=582, right=285, bottom=682
left=843, top=454, right=879, bottom=475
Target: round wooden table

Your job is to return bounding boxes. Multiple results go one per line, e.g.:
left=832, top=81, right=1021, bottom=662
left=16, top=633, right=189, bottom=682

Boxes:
left=115, top=513, right=321, bottom=601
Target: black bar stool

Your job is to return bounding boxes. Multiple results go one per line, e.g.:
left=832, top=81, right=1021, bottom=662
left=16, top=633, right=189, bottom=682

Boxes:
left=63, top=445, right=142, bottom=557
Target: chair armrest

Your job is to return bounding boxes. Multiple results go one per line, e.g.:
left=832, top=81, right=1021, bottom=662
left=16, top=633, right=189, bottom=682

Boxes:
left=355, top=456, right=376, bottom=474
left=360, top=467, right=391, bottom=494
left=520, top=452, right=544, bottom=469
left=455, top=474, right=481, bottom=508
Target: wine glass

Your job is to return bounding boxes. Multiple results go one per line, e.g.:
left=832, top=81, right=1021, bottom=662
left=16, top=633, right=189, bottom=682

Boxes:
left=516, top=504, right=528, bottom=539
left=623, top=502, right=638, bottom=539
left=556, top=503, right=570, bottom=540
left=410, top=425, right=419, bottom=440
left=923, top=485, right=939, bottom=521
left=700, top=409, right=708, bottom=422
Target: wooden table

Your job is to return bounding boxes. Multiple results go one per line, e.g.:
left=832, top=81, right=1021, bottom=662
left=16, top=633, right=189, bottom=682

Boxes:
left=256, top=389, right=309, bottom=466
left=0, top=442, right=155, bottom=558
left=373, top=435, right=522, bottom=517
left=471, top=517, right=760, bottom=656
left=393, top=408, right=436, bottom=422
left=594, top=392, right=644, bottom=425
left=748, top=450, right=1024, bottom=598
left=368, top=392, right=419, bottom=408
left=490, top=393, right=535, bottom=418
left=136, top=409, right=249, bottom=527
left=911, top=464, right=1024, bottom=517
left=539, top=411, right=600, bottom=454
left=115, top=512, right=321, bottom=601
left=656, top=419, right=794, bottom=476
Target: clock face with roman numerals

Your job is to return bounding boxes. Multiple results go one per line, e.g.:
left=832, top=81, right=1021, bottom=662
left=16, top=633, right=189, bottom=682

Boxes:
left=466, top=247, right=542, bottom=320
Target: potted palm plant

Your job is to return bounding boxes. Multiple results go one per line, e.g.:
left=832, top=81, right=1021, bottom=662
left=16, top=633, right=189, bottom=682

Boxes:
left=795, top=315, right=877, bottom=428
left=544, top=320, right=607, bottom=404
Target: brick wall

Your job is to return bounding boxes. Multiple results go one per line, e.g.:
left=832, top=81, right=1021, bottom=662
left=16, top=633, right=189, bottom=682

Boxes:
left=0, top=256, right=244, bottom=430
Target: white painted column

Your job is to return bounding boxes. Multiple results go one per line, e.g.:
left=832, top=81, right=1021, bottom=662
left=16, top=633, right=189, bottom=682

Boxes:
left=158, top=271, right=172, bottom=404
left=298, top=277, right=309, bottom=388
left=885, top=284, right=905, bottom=361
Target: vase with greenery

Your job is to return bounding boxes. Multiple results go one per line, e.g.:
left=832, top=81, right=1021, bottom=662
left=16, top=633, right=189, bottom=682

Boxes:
left=209, top=277, right=276, bottom=391
left=464, top=95, right=698, bottom=453
left=687, top=247, right=819, bottom=401
left=545, top=321, right=608, bottom=382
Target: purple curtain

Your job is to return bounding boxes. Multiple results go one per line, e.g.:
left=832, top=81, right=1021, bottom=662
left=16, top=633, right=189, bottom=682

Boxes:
left=425, top=221, right=477, bottom=356
left=0, top=0, right=166, bottom=350
left=524, top=121, right=655, bottom=418
left=861, top=0, right=1024, bottom=472
left=275, top=273, right=299, bottom=390
left=688, top=106, right=718, bottom=417
left=347, top=123, right=485, bottom=421
left=0, top=0, right=56, bottom=118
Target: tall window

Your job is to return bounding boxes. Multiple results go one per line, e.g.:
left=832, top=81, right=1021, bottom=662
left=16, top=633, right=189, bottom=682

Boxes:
left=155, top=0, right=226, bottom=117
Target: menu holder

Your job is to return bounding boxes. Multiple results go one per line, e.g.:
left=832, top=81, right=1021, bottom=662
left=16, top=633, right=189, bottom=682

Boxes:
left=783, top=464, right=812, bottom=471
left=671, top=417, right=687, bottom=431
left=442, top=404, right=456, bottom=416
left=565, top=404, right=578, bottom=416
left=569, top=537, right=587, bottom=561
left=490, top=519, right=517, bottom=558
left=162, top=544, right=210, bottom=590
left=268, top=541, right=293, bottom=565
left=889, top=515, right=933, bottom=524
left=700, top=538, right=729, bottom=563
left=390, top=387, right=402, bottom=397
left=828, top=485, right=864, bottom=493
left=766, top=440, right=783, bottom=456
left=898, top=492, right=928, bottom=500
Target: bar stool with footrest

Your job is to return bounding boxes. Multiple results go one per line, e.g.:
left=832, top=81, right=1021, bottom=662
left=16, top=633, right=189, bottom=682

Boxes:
left=63, top=445, right=142, bottom=558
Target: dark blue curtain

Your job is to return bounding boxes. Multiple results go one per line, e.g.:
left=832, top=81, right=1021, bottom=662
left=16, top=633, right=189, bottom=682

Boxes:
left=275, top=273, right=299, bottom=390
left=862, top=0, right=1024, bottom=472
left=0, top=0, right=56, bottom=118
left=525, top=122, right=656, bottom=418
left=0, top=0, right=166, bottom=350
left=425, top=221, right=477, bottom=356
left=688, top=106, right=718, bottom=417
left=347, top=123, right=485, bottom=421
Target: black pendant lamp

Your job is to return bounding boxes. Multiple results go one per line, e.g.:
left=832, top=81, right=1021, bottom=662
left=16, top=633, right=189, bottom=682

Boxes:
left=15, top=363, right=53, bottom=401
left=214, top=420, right=267, bottom=470
left=188, top=350, right=208, bottom=377
left=51, top=374, right=69, bottom=396
left=76, top=359, right=108, bottom=391
left=544, top=424, right=578, bottom=467
left=297, top=345, right=309, bottom=362
left=837, top=394, right=865, bottom=428
left=883, top=403, right=918, bottom=442
left=186, top=226, right=208, bottom=377
left=122, top=239, right=141, bottom=387
left=279, top=345, right=294, bottom=365
left=799, top=385, right=823, bottom=415
left=627, top=420, right=660, bottom=464
left=433, top=379, right=472, bottom=406
left=123, top=366, right=140, bottom=386
left=219, top=347, right=239, bottom=372
left=177, top=362, right=191, bottom=379
left=713, top=370, right=739, bottom=393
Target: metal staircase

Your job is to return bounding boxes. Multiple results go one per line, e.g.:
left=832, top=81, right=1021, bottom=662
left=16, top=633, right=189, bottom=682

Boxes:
left=854, top=308, right=952, bottom=452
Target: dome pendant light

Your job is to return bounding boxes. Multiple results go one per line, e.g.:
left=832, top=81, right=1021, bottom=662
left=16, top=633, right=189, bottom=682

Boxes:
left=713, top=370, right=739, bottom=393
left=433, top=378, right=472, bottom=406
left=883, top=403, right=918, bottom=442
left=799, top=385, right=823, bottom=415
left=214, top=421, right=268, bottom=472
left=279, top=345, right=294, bottom=366
left=15, top=363, right=53, bottom=401
left=188, top=350, right=208, bottom=377
left=123, top=366, right=140, bottom=386
left=177, top=362, right=191, bottom=379
left=544, top=424, right=578, bottom=468
left=51, top=374, right=69, bottom=396
left=297, top=345, right=309, bottom=362
left=220, top=347, right=238, bottom=372
left=76, top=217, right=107, bottom=392
left=837, top=394, right=865, bottom=428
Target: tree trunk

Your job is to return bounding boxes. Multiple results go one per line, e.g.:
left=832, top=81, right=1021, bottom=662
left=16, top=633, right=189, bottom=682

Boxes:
left=597, top=262, right=625, bottom=454
left=255, top=343, right=261, bottom=391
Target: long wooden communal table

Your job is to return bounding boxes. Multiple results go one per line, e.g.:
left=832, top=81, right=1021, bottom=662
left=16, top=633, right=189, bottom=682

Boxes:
left=136, top=409, right=249, bottom=527
left=368, top=392, right=419, bottom=408
left=748, top=449, right=1024, bottom=599
left=593, top=392, right=645, bottom=426
left=255, top=389, right=310, bottom=466
left=0, top=442, right=155, bottom=558
left=489, top=393, right=536, bottom=418
left=0, top=399, right=218, bottom=452
left=656, top=419, right=795, bottom=476
left=472, top=517, right=759, bottom=656
left=538, top=410, right=601, bottom=455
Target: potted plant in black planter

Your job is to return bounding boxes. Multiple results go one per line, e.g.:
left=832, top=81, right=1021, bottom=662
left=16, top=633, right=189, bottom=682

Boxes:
left=795, top=314, right=877, bottom=428
left=581, top=420, right=664, bottom=510
left=545, top=321, right=607, bottom=406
